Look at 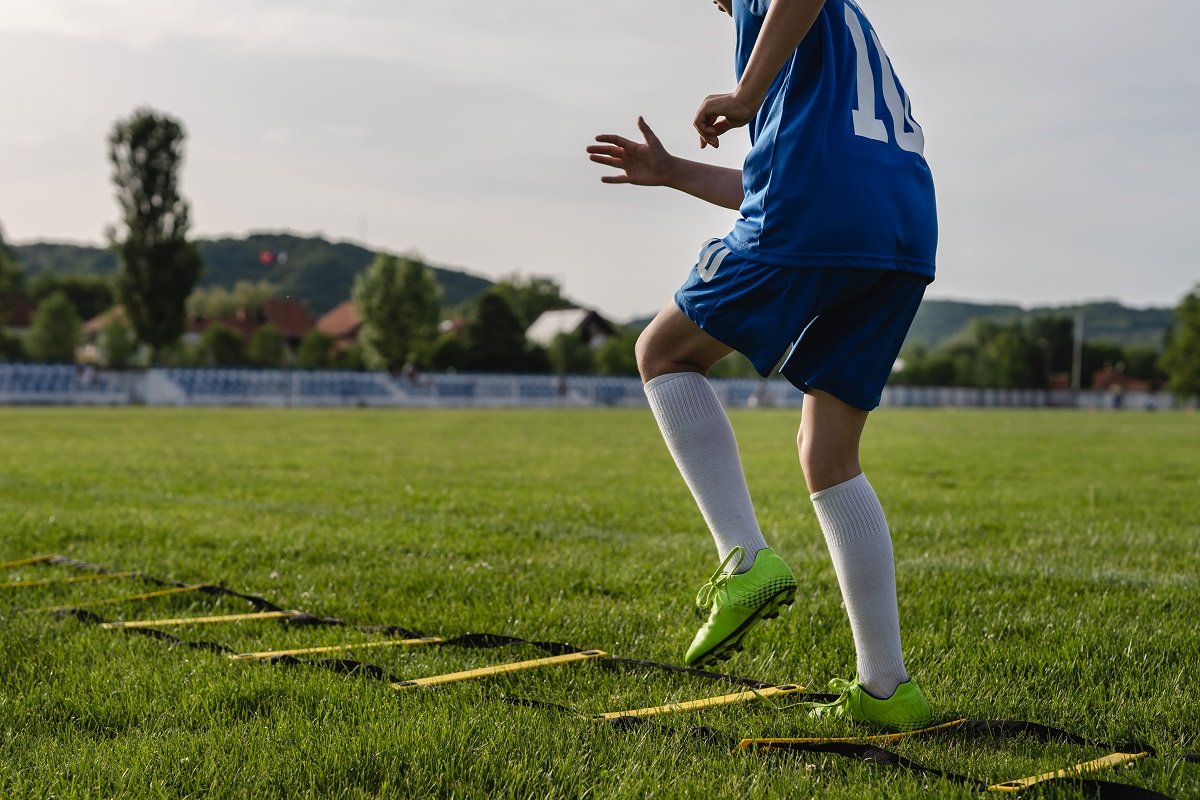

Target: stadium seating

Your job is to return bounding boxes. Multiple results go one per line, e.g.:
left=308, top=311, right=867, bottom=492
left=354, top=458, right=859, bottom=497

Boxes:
left=0, top=365, right=124, bottom=404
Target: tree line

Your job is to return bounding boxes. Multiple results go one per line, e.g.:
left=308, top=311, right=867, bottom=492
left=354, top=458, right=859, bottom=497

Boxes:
left=895, top=315, right=1166, bottom=390
left=1, top=106, right=1198, bottom=400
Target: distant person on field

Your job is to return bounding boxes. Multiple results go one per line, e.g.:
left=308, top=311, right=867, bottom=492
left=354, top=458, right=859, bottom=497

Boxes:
left=589, top=0, right=935, bottom=730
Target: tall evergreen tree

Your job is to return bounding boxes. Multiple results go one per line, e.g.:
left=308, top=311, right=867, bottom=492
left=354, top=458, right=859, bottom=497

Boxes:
left=352, top=254, right=441, bottom=371
left=0, top=223, right=24, bottom=318
left=109, top=108, right=202, bottom=363
left=465, top=290, right=532, bottom=372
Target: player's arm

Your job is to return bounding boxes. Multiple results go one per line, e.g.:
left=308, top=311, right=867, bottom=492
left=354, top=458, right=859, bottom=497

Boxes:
left=695, top=0, right=826, bottom=148
left=588, top=116, right=743, bottom=210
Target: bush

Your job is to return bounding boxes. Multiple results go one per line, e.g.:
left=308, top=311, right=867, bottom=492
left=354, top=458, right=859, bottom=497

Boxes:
left=297, top=330, right=335, bottom=369
left=194, top=323, right=248, bottom=367
left=249, top=324, right=285, bottom=367
left=0, top=330, right=25, bottom=362
left=27, top=291, right=80, bottom=363
left=100, top=317, right=138, bottom=368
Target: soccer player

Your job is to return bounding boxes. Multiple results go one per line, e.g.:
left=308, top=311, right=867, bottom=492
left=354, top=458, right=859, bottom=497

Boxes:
left=588, top=0, right=935, bottom=730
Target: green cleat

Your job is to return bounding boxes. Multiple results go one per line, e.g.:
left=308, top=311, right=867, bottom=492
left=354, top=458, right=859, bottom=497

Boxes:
left=810, top=677, right=933, bottom=731
left=684, top=546, right=797, bottom=667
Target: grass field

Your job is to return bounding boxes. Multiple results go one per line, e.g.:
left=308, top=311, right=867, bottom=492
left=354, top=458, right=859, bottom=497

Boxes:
left=1, top=406, right=1198, bottom=799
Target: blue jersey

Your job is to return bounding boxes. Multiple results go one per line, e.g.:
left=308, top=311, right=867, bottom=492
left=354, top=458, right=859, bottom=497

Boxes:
left=725, top=0, right=937, bottom=279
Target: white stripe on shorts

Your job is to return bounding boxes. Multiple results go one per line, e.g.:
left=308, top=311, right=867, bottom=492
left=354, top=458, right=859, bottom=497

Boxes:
left=697, top=242, right=730, bottom=283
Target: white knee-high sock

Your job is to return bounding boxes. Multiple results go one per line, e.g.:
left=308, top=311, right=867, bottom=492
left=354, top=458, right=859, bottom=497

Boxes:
left=810, top=473, right=908, bottom=698
left=644, top=372, right=767, bottom=571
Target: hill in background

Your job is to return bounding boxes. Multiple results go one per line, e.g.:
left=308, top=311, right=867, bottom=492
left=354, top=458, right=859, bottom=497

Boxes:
left=906, top=299, right=1173, bottom=350
left=12, top=236, right=1175, bottom=348
left=628, top=298, right=1173, bottom=351
left=12, top=233, right=493, bottom=316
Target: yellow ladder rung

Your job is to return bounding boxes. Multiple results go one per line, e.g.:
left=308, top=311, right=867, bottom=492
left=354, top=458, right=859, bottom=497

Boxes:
left=0, top=554, right=60, bottom=570
left=229, top=637, right=445, bottom=660
left=738, top=718, right=970, bottom=750
left=595, top=684, right=803, bottom=721
left=987, top=751, right=1151, bottom=792
left=392, top=650, right=607, bottom=689
left=101, top=610, right=301, bottom=629
left=1, top=571, right=139, bottom=589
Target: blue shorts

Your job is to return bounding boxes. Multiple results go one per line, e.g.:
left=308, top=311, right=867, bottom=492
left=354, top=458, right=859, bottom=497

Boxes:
left=674, top=239, right=929, bottom=411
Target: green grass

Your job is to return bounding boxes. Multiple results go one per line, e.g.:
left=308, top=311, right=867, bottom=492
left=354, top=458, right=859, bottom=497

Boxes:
left=1, top=407, right=1198, bottom=799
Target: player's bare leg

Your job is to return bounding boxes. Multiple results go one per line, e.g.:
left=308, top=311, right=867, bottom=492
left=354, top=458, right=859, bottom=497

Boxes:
left=800, top=389, right=930, bottom=728
left=637, top=304, right=796, bottom=666
left=635, top=303, right=731, bottom=382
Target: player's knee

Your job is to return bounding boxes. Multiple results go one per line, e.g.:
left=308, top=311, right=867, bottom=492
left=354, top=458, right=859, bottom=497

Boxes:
left=801, top=452, right=862, bottom=493
left=797, top=436, right=818, bottom=484
left=797, top=433, right=861, bottom=492
left=634, top=327, right=658, bottom=381
left=636, top=328, right=685, bottom=382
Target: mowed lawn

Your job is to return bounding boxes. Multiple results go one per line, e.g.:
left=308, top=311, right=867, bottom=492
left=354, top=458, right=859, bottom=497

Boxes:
left=1, top=406, right=1197, bottom=799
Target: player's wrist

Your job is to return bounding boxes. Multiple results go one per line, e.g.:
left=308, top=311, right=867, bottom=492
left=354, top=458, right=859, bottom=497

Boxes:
left=729, top=86, right=765, bottom=120
left=659, top=153, right=685, bottom=189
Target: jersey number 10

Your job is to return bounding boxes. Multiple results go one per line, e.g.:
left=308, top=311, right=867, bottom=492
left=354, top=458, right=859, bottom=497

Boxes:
left=844, top=4, right=925, bottom=155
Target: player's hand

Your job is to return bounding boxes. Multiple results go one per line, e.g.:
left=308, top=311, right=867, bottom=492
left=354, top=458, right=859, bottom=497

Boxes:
left=588, top=117, right=674, bottom=186
left=694, top=92, right=757, bottom=148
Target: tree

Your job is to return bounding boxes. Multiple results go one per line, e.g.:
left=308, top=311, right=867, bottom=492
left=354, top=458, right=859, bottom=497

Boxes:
left=1081, top=341, right=1126, bottom=388
left=978, top=323, right=1040, bottom=388
left=352, top=254, right=441, bottom=371
left=547, top=332, right=596, bottom=375
left=491, top=275, right=573, bottom=328
left=430, top=334, right=469, bottom=372
left=99, top=316, right=138, bottom=369
left=296, top=330, right=335, bottom=369
left=187, top=280, right=278, bottom=319
left=464, top=290, right=534, bottom=372
left=194, top=323, right=247, bottom=367
left=0, top=223, right=24, bottom=319
left=30, top=274, right=114, bottom=322
left=0, top=332, right=23, bottom=363
left=1160, top=285, right=1200, bottom=400
left=596, top=330, right=640, bottom=376
left=249, top=324, right=285, bottom=367
left=1026, top=315, right=1074, bottom=375
left=26, top=292, right=81, bottom=363
left=708, top=352, right=761, bottom=379
left=109, top=108, right=202, bottom=363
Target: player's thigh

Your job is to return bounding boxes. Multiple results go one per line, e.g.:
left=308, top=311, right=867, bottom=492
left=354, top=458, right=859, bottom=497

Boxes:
left=636, top=303, right=733, bottom=381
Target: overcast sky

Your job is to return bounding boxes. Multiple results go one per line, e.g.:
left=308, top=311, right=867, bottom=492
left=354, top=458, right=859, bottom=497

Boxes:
left=1, top=1, right=1197, bottom=320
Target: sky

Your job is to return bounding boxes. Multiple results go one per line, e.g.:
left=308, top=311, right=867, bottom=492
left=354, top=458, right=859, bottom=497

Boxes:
left=1, top=1, right=1197, bottom=321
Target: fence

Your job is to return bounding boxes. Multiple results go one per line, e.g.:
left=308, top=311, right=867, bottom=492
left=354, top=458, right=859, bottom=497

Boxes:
left=0, top=364, right=1179, bottom=410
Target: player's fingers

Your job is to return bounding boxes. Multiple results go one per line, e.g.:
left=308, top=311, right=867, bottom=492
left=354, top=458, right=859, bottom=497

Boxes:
left=594, top=134, right=635, bottom=148
left=588, top=154, right=625, bottom=169
left=695, top=123, right=720, bottom=148
left=637, top=116, right=661, bottom=146
left=586, top=144, right=623, bottom=157
left=710, top=119, right=735, bottom=136
left=694, top=113, right=722, bottom=147
left=600, top=175, right=630, bottom=184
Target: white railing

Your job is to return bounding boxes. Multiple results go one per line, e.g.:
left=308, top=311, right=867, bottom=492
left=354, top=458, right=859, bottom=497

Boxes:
left=0, top=364, right=1181, bottom=410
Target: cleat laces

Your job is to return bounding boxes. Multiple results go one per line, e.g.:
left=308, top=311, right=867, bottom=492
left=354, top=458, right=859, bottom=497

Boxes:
left=695, top=546, right=745, bottom=610
left=807, top=677, right=858, bottom=719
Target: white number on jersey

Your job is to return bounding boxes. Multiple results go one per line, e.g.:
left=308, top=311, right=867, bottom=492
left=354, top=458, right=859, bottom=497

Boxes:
left=844, top=4, right=925, bottom=155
